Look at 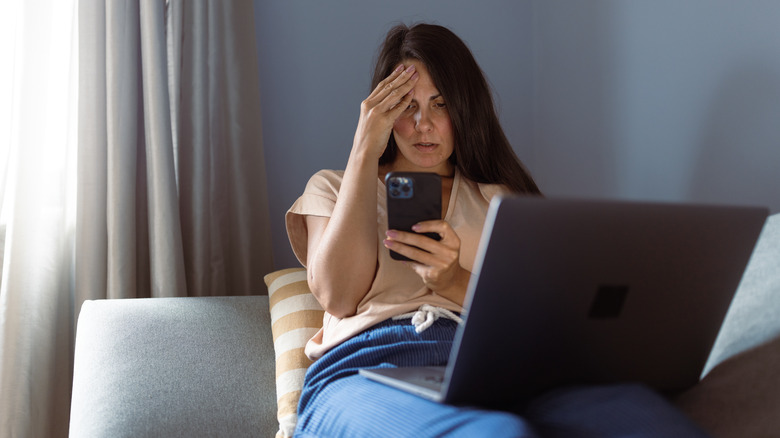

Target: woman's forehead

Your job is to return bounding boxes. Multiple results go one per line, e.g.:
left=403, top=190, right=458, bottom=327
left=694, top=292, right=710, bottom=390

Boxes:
left=398, top=60, right=441, bottom=99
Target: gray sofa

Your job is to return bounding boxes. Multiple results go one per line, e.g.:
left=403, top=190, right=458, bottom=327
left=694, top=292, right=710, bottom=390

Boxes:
left=69, top=214, right=779, bottom=437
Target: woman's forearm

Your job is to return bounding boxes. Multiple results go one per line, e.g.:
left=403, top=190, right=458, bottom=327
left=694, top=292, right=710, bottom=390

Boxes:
left=306, top=64, right=418, bottom=317
left=306, top=150, right=381, bottom=318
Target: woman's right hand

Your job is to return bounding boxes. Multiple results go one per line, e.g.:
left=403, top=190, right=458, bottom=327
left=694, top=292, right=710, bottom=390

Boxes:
left=353, top=64, right=419, bottom=158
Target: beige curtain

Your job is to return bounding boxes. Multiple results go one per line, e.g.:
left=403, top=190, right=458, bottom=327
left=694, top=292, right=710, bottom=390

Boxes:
left=0, top=0, right=273, bottom=435
left=79, top=0, right=272, bottom=300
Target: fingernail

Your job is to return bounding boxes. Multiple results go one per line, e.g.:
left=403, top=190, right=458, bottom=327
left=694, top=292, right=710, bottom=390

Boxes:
left=411, top=224, right=421, bottom=231
left=394, top=64, right=404, bottom=73
left=405, top=64, right=416, bottom=73
left=383, top=239, right=393, bottom=247
left=386, top=230, right=397, bottom=238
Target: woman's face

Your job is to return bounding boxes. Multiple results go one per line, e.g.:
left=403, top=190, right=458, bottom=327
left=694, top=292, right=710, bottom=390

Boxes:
left=391, top=60, right=455, bottom=176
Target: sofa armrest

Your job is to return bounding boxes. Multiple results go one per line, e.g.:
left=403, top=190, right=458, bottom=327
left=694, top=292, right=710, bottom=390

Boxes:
left=70, top=296, right=277, bottom=437
left=703, top=213, right=780, bottom=373
left=675, top=213, right=780, bottom=436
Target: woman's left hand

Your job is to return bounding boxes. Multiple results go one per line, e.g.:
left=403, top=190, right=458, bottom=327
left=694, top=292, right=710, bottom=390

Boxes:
left=384, top=220, right=470, bottom=305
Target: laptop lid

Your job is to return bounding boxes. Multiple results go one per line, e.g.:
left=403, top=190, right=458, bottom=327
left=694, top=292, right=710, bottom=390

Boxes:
left=440, top=196, right=768, bottom=407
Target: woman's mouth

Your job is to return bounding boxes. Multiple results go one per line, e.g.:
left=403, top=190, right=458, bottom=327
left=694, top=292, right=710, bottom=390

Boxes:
left=414, top=142, right=438, bottom=152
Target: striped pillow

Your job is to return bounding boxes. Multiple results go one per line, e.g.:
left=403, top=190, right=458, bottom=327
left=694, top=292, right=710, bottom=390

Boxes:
left=264, top=268, right=323, bottom=438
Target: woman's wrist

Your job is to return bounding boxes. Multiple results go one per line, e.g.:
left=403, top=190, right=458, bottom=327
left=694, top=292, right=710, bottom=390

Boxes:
left=431, top=266, right=471, bottom=307
left=349, top=135, right=386, bottom=167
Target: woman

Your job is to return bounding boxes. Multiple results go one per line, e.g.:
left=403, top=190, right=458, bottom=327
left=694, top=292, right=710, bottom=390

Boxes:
left=285, top=23, right=707, bottom=437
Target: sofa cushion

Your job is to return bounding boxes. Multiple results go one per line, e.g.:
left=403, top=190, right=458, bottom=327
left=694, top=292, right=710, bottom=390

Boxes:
left=264, top=268, right=323, bottom=438
left=69, top=296, right=278, bottom=437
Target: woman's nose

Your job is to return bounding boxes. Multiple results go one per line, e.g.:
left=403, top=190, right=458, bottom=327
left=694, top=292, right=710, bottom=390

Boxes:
left=414, top=109, right=433, bottom=132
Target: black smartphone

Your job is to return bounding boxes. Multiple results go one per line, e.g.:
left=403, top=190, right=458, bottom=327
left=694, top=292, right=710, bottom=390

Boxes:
left=385, top=172, right=442, bottom=261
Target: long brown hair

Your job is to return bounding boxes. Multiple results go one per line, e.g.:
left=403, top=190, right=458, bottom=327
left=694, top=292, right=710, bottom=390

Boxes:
left=373, top=23, right=541, bottom=195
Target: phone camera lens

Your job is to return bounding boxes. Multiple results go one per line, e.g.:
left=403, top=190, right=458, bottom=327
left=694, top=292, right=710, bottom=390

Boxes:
left=402, top=184, right=411, bottom=193
left=390, top=189, right=400, bottom=197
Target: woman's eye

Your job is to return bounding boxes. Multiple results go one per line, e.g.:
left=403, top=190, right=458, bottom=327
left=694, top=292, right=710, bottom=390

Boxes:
left=434, top=102, right=446, bottom=109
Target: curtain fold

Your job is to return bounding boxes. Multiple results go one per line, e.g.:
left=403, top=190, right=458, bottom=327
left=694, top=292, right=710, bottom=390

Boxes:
left=105, top=0, right=142, bottom=299
left=139, top=0, right=188, bottom=298
left=1, top=0, right=273, bottom=435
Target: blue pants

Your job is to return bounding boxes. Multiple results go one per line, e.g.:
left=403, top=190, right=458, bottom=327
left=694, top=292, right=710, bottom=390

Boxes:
left=295, top=318, right=709, bottom=438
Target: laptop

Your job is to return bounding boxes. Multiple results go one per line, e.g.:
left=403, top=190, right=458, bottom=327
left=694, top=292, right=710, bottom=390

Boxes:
left=359, top=196, right=768, bottom=407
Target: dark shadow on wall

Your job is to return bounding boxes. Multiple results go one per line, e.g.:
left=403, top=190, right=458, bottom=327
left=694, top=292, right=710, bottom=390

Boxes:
left=689, top=63, right=780, bottom=214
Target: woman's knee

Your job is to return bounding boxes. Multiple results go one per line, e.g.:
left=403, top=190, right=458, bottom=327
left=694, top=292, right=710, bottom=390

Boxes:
left=524, top=383, right=710, bottom=438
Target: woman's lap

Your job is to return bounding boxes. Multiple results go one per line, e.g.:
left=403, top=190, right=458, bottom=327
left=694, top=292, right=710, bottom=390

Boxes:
left=298, top=378, right=708, bottom=438
left=295, top=319, right=710, bottom=437
left=296, top=374, right=536, bottom=438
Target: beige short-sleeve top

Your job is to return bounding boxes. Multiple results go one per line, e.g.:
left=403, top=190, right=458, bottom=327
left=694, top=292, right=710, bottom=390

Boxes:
left=286, top=168, right=506, bottom=359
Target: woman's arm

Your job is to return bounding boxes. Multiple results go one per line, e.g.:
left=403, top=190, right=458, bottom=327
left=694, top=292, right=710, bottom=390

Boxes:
left=305, top=64, right=419, bottom=318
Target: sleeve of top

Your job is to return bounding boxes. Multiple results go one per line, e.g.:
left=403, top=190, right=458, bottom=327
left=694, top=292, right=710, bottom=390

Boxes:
left=285, top=170, right=343, bottom=267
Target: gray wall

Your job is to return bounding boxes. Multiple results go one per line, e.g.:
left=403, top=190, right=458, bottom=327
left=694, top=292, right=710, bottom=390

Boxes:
left=255, top=1, right=780, bottom=270
left=534, top=1, right=780, bottom=210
